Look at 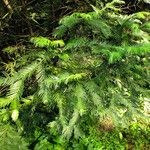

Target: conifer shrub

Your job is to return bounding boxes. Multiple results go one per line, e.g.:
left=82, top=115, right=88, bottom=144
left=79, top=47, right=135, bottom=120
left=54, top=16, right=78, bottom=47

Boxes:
left=0, top=0, right=149, bottom=149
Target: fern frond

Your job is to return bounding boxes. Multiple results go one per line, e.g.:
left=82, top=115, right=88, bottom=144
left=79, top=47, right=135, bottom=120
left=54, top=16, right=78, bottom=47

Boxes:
left=74, top=84, right=87, bottom=116
left=36, top=64, right=45, bottom=83
left=53, top=25, right=68, bottom=38
left=89, top=43, right=150, bottom=63
left=7, top=80, right=24, bottom=102
left=45, top=73, right=87, bottom=89
left=0, top=98, right=12, bottom=108
left=14, top=61, right=39, bottom=81
left=86, top=19, right=112, bottom=38
left=54, top=93, right=68, bottom=128
left=60, top=84, right=87, bottom=139
left=30, top=37, right=51, bottom=48
left=53, top=14, right=81, bottom=37
left=62, top=108, right=79, bottom=140
left=36, top=64, right=52, bottom=104
left=64, top=73, right=87, bottom=84
left=127, top=43, right=150, bottom=55
left=65, top=38, right=89, bottom=50
left=31, top=37, right=65, bottom=49
left=84, top=81, right=103, bottom=108
left=51, top=40, right=65, bottom=48
left=36, top=64, right=46, bottom=98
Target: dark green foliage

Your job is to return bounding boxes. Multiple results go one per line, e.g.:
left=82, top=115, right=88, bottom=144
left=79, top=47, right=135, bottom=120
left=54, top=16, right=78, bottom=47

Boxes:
left=30, top=122, right=150, bottom=150
left=0, top=0, right=149, bottom=149
left=72, top=123, right=150, bottom=150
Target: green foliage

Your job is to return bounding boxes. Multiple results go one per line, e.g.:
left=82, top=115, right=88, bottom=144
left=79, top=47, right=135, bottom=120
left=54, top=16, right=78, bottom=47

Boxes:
left=32, top=122, right=150, bottom=150
left=0, top=0, right=150, bottom=149
left=30, top=37, right=65, bottom=48
left=71, top=123, right=150, bottom=150
left=0, top=98, right=12, bottom=108
left=0, top=124, right=28, bottom=150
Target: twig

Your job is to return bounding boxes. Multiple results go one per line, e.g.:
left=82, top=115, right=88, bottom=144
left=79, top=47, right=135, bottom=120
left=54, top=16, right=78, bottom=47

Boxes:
left=2, top=0, right=13, bottom=18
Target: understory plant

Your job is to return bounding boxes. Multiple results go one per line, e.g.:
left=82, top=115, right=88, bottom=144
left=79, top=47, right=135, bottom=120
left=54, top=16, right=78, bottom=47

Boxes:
left=0, top=0, right=150, bottom=149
